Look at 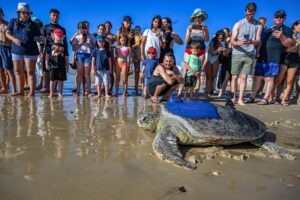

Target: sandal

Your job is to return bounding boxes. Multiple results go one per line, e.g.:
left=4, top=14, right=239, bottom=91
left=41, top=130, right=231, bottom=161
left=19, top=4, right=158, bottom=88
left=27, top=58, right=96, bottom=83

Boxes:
left=245, top=97, right=255, bottom=103
left=257, top=98, right=269, bottom=105
left=281, top=101, right=289, bottom=106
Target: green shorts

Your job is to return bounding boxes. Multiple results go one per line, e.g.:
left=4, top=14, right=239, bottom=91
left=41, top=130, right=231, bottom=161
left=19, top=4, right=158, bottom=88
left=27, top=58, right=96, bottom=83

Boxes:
left=231, top=54, right=254, bottom=75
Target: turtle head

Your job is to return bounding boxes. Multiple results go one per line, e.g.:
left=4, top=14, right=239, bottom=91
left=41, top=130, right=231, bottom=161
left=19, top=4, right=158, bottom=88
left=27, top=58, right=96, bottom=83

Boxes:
left=137, top=111, right=160, bottom=132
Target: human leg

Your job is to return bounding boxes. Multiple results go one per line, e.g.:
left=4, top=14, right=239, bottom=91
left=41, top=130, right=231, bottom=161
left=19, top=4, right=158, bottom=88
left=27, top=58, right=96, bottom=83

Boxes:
left=122, top=63, right=129, bottom=97
left=24, top=59, right=37, bottom=96
left=49, top=80, right=57, bottom=97
left=134, top=61, right=140, bottom=95
left=12, top=59, right=25, bottom=96
left=281, top=67, right=297, bottom=104
left=238, top=74, right=247, bottom=106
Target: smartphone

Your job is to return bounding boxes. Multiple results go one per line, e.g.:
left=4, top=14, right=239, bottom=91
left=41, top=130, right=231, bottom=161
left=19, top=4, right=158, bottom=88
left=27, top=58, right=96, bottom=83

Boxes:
left=82, top=33, right=88, bottom=42
left=243, top=34, right=250, bottom=40
left=192, top=24, right=202, bottom=30
left=220, top=41, right=225, bottom=47
left=273, top=26, right=281, bottom=31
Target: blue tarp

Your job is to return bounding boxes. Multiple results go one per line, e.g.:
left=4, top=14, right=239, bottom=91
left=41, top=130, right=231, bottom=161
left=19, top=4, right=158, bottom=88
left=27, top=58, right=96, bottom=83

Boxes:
left=165, top=98, right=219, bottom=119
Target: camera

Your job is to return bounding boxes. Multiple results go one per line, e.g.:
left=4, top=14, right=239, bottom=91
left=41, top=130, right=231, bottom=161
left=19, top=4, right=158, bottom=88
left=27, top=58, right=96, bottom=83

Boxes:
left=82, top=33, right=88, bottom=42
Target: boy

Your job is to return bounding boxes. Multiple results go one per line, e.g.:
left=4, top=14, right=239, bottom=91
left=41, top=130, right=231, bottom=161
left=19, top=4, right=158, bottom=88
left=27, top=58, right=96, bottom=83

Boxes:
left=45, top=28, right=69, bottom=98
left=91, top=35, right=112, bottom=99
left=184, top=42, right=201, bottom=99
left=140, top=47, right=159, bottom=97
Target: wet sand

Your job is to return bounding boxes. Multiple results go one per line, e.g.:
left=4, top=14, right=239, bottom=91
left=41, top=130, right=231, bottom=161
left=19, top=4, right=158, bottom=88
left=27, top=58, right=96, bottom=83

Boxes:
left=0, top=75, right=300, bottom=200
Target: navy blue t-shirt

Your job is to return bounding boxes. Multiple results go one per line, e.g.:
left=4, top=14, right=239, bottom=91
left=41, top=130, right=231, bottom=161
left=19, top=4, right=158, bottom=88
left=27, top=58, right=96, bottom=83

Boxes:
left=143, top=58, right=159, bottom=79
left=7, top=18, right=41, bottom=55
left=92, top=48, right=111, bottom=71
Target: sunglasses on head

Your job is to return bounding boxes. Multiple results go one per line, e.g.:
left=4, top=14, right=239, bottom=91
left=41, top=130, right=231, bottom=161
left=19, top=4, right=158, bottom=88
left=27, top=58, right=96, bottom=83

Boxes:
left=275, top=15, right=284, bottom=19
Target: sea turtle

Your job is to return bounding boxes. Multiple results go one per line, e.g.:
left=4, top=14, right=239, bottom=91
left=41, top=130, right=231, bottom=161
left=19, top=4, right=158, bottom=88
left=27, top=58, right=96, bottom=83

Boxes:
left=137, top=99, right=295, bottom=170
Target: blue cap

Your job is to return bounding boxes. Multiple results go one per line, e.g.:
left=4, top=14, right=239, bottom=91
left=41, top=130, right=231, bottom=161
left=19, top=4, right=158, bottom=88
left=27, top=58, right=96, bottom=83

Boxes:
left=97, top=35, right=105, bottom=41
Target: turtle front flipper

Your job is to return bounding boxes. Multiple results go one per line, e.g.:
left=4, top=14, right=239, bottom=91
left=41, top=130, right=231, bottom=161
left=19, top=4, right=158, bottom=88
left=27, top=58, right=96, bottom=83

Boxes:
left=152, top=130, right=197, bottom=170
left=250, top=133, right=296, bottom=160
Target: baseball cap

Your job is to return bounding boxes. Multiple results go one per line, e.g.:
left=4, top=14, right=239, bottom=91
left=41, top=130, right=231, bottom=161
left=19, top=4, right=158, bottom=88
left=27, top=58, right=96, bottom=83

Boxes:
left=123, top=16, right=133, bottom=24
left=97, top=35, right=105, bottom=41
left=53, top=28, right=64, bottom=37
left=147, top=47, right=156, bottom=54
left=274, top=10, right=287, bottom=17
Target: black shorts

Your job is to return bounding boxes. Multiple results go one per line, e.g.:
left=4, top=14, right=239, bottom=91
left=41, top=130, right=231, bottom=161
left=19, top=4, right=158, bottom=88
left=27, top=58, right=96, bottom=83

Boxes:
left=284, top=52, right=300, bottom=69
left=184, top=76, right=197, bottom=87
left=50, top=67, right=67, bottom=81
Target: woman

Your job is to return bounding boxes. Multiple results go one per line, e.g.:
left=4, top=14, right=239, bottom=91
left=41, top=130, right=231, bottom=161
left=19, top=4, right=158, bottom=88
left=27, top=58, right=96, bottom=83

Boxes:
left=141, top=15, right=165, bottom=62
left=6, top=3, right=42, bottom=96
left=178, top=8, right=209, bottom=97
left=160, top=17, right=183, bottom=63
left=204, top=30, right=226, bottom=97
left=280, top=20, right=300, bottom=105
left=147, top=53, right=183, bottom=103
left=70, top=21, right=95, bottom=96
left=116, top=16, right=135, bottom=47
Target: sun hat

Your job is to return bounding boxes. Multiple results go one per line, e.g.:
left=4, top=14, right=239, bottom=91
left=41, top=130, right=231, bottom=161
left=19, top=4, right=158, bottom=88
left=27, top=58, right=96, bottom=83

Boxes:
left=53, top=28, right=64, bottom=37
left=97, top=35, right=105, bottom=41
left=123, top=16, right=133, bottom=24
left=17, top=2, right=33, bottom=14
left=189, top=8, right=208, bottom=22
left=147, top=47, right=156, bottom=54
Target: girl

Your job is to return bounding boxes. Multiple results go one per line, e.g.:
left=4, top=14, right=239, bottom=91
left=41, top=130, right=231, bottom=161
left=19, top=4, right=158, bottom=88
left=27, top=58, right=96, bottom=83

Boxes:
left=114, top=33, right=131, bottom=97
left=71, top=21, right=95, bottom=97
left=204, top=30, right=226, bottom=98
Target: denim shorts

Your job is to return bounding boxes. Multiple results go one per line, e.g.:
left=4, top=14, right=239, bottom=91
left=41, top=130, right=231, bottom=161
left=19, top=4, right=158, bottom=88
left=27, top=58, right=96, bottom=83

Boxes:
left=0, top=45, right=13, bottom=69
left=76, top=53, right=91, bottom=65
left=11, top=54, right=38, bottom=61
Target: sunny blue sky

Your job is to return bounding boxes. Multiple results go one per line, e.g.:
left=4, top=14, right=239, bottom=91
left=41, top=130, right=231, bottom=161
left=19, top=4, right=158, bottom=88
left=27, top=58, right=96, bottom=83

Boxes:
left=1, top=0, right=299, bottom=62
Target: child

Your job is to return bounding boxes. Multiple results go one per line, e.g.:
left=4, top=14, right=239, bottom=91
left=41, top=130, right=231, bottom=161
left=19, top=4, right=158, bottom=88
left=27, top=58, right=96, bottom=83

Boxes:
left=184, top=42, right=201, bottom=99
left=91, top=35, right=112, bottom=99
left=45, top=28, right=69, bottom=98
left=140, top=47, right=159, bottom=97
left=114, top=33, right=132, bottom=97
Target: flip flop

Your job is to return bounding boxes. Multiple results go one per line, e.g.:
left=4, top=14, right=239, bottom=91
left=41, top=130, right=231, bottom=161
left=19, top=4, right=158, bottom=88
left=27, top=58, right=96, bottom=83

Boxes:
left=245, top=97, right=255, bottom=103
left=257, top=99, right=269, bottom=105
left=281, top=101, right=289, bottom=106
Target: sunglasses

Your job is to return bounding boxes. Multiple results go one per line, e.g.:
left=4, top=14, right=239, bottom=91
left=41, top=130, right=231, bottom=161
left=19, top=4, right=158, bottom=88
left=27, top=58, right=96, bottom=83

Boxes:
left=275, top=15, right=284, bottom=19
left=20, top=11, right=30, bottom=15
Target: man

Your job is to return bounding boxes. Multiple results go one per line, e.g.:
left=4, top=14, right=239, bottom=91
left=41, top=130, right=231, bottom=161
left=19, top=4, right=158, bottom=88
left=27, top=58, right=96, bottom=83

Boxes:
left=230, top=2, right=262, bottom=106
left=0, top=7, right=16, bottom=94
left=147, top=53, right=183, bottom=103
left=41, top=8, right=68, bottom=93
left=248, top=10, right=294, bottom=105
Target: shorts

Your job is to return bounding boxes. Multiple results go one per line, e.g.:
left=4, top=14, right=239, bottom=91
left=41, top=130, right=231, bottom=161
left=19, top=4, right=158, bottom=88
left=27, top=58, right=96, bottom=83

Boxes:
left=144, top=78, right=151, bottom=87
left=50, top=67, right=67, bottom=81
left=231, top=54, right=254, bottom=75
left=254, top=62, right=280, bottom=77
left=95, top=70, right=110, bottom=86
left=116, top=60, right=127, bottom=69
left=11, top=54, right=38, bottom=61
left=184, top=76, right=197, bottom=87
left=0, top=45, right=13, bottom=70
left=185, top=48, right=205, bottom=57
left=76, top=53, right=91, bottom=65
left=284, top=52, right=300, bottom=69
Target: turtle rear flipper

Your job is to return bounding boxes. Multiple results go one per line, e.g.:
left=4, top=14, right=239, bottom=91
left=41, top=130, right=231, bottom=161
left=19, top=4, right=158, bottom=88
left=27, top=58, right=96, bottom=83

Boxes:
left=153, top=130, right=197, bottom=170
left=250, top=133, right=296, bottom=160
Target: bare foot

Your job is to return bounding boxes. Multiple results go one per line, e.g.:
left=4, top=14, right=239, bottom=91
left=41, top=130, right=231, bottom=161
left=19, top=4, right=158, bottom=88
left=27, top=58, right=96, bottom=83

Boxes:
left=237, top=100, right=246, bottom=106
left=27, top=93, right=35, bottom=97
left=48, top=93, right=53, bottom=98
left=73, top=93, right=79, bottom=98
left=58, top=94, right=63, bottom=99
left=11, top=92, right=25, bottom=96
left=150, top=97, right=160, bottom=104
left=231, top=98, right=237, bottom=104
left=0, top=90, right=9, bottom=94
left=105, top=95, right=112, bottom=99
left=39, top=88, right=50, bottom=93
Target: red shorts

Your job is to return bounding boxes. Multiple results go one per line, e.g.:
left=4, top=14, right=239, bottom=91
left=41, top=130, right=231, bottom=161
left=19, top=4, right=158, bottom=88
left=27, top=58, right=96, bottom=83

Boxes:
left=185, top=48, right=205, bottom=57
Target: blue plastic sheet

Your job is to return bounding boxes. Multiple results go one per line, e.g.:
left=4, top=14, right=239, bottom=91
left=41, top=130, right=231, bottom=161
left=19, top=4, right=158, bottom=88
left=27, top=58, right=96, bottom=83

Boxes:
left=165, top=98, right=219, bottom=119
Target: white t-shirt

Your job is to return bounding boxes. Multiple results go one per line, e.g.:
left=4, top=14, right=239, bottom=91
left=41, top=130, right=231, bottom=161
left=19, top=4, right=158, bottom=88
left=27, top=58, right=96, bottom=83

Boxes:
left=143, top=29, right=165, bottom=59
left=72, top=33, right=96, bottom=54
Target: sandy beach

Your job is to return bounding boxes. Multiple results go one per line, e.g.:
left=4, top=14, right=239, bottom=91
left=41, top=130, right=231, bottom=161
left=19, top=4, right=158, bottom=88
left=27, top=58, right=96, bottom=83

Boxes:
left=0, top=74, right=300, bottom=200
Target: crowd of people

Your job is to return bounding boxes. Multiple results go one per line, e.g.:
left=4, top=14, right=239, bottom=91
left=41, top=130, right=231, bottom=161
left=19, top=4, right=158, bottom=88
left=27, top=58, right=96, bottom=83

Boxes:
left=0, top=2, right=299, bottom=106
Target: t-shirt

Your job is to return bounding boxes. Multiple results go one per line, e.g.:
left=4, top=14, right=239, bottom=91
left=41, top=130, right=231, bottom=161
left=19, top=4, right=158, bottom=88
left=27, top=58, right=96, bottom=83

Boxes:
left=143, top=29, right=165, bottom=59
left=42, top=23, right=69, bottom=56
left=92, top=48, right=111, bottom=71
left=72, top=33, right=95, bottom=54
left=7, top=18, right=41, bottom=55
left=184, top=54, right=201, bottom=76
left=143, top=58, right=159, bottom=79
left=47, top=42, right=66, bottom=69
